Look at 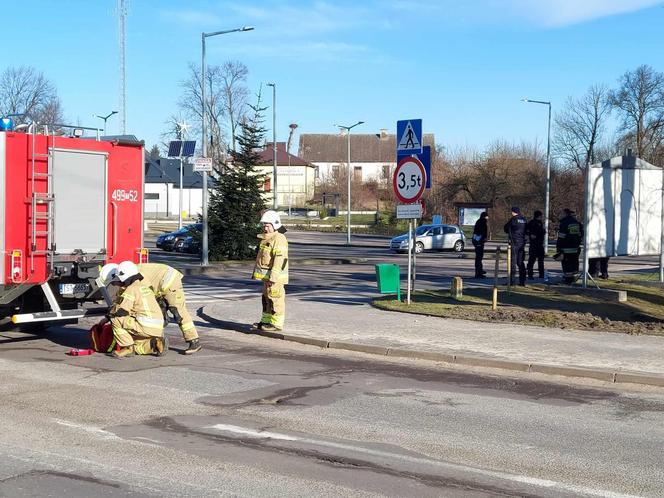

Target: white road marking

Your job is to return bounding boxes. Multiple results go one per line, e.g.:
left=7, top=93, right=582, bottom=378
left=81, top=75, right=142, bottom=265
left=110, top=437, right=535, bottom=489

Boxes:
left=183, top=285, right=257, bottom=304
left=207, top=423, right=642, bottom=498
left=53, top=419, right=120, bottom=441
left=209, top=423, right=298, bottom=441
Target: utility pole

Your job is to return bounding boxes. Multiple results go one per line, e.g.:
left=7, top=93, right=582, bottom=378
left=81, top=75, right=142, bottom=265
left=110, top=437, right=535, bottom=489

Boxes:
left=267, top=83, right=277, bottom=209
left=117, top=0, right=127, bottom=134
left=201, top=26, right=254, bottom=266
left=334, top=121, right=364, bottom=244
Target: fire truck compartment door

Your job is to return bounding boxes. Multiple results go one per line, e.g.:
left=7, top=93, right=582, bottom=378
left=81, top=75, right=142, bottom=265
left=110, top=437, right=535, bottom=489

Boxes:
left=52, top=149, right=107, bottom=254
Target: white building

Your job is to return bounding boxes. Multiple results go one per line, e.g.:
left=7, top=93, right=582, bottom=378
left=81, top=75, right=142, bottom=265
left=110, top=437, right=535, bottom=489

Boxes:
left=144, top=157, right=203, bottom=220
left=298, top=129, right=436, bottom=183
left=254, top=142, right=316, bottom=208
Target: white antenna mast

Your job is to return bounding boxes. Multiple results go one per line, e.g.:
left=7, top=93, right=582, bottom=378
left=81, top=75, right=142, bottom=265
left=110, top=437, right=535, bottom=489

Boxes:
left=118, top=0, right=128, bottom=134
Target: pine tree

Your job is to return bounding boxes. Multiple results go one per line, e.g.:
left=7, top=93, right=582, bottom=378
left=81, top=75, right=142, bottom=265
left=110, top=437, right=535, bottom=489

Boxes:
left=208, top=95, right=267, bottom=260
left=148, top=144, right=161, bottom=159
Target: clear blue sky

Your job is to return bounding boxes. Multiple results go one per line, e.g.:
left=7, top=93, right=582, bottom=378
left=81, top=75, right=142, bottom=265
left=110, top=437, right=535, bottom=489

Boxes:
left=1, top=0, right=663, bottom=153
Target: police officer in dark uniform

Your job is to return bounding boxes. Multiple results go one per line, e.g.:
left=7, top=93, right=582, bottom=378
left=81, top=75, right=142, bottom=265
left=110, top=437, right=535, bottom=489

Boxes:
left=526, top=210, right=545, bottom=279
left=504, top=206, right=527, bottom=286
left=555, top=208, right=584, bottom=284
left=472, top=212, right=488, bottom=278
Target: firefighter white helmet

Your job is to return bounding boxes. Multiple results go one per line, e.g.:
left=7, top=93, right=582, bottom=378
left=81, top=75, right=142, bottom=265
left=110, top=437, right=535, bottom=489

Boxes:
left=260, top=210, right=282, bottom=230
left=99, top=263, right=119, bottom=286
left=117, top=261, right=139, bottom=283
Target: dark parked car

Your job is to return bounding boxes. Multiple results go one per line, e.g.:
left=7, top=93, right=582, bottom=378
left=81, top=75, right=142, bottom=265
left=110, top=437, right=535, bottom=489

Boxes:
left=175, top=235, right=201, bottom=254
left=156, top=223, right=202, bottom=252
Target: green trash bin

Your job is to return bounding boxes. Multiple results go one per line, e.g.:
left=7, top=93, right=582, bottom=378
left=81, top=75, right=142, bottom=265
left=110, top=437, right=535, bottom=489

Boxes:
left=375, top=263, right=401, bottom=301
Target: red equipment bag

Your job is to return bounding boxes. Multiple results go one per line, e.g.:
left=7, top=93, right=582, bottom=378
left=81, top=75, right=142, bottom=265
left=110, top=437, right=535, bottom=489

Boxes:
left=90, top=321, right=118, bottom=353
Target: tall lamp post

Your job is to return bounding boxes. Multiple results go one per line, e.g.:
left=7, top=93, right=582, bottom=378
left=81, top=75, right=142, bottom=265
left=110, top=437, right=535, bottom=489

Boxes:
left=286, top=123, right=298, bottom=217
left=201, top=26, right=254, bottom=266
left=334, top=121, right=364, bottom=244
left=94, top=110, right=118, bottom=135
left=266, top=83, right=277, bottom=209
left=522, top=98, right=552, bottom=253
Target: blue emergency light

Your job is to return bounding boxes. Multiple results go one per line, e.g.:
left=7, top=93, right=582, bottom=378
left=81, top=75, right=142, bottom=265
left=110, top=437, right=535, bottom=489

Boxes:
left=0, top=117, right=13, bottom=131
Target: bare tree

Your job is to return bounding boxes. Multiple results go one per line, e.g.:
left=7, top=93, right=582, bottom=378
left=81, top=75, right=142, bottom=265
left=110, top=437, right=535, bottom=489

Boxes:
left=609, top=65, right=664, bottom=161
left=554, top=85, right=611, bottom=170
left=177, top=61, right=249, bottom=165
left=0, top=66, right=63, bottom=124
left=220, top=61, right=249, bottom=152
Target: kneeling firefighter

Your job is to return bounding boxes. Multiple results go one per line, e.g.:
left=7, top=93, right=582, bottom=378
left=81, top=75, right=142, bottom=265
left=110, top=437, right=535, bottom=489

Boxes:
left=252, top=210, right=288, bottom=332
left=107, top=261, right=167, bottom=358
left=135, top=262, right=201, bottom=354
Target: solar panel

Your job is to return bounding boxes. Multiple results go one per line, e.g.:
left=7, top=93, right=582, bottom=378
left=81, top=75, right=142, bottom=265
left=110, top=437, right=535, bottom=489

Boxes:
left=168, top=140, right=183, bottom=157
left=182, top=140, right=197, bottom=157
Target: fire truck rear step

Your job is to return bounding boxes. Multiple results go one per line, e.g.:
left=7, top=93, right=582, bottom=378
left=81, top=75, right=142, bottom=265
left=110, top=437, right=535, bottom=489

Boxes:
left=11, top=283, right=85, bottom=324
left=11, top=309, right=86, bottom=324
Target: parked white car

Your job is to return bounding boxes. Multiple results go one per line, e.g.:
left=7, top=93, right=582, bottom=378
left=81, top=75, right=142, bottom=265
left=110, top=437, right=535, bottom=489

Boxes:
left=389, top=224, right=466, bottom=253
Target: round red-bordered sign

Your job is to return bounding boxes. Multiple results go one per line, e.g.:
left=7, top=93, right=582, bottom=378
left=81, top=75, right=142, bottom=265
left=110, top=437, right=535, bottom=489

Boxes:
left=393, top=156, right=426, bottom=203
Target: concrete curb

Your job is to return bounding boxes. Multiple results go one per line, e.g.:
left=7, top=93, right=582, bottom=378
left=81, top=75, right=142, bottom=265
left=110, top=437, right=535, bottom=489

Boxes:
left=197, top=307, right=664, bottom=388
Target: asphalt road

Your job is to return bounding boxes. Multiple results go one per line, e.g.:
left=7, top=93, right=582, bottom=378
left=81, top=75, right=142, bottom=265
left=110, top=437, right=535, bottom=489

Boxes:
left=2, top=232, right=660, bottom=496
left=1, top=319, right=663, bottom=497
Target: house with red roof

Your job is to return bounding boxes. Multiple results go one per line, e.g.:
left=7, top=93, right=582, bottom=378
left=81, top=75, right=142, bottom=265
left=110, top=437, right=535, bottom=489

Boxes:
left=254, top=142, right=316, bottom=208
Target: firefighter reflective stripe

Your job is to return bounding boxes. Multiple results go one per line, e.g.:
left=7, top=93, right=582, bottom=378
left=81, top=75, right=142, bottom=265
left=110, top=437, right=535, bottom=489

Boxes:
left=137, top=316, right=164, bottom=328
left=161, top=267, right=179, bottom=291
left=137, top=315, right=163, bottom=329
left=133, top=339, right=152, bottom=355
left=121, top=292, right=136, bottom=301
left=253, top=268, right=269, bottom=280
left=253, top=232, right=289, bottom=284
left=181, top=321, right=195, bottom=332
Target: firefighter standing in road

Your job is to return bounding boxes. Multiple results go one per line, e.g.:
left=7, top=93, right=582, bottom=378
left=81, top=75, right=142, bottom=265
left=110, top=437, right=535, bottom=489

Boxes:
left=108, top=261, right=167, bottom=358
left=556, top=208, right=584, bottom=284
left=504, top=206, right=527, bottom=286
left=526, top=210, right=546, bottom=279
left=135, top=262, right=201, bottom=354
left=252, top=210, right=288, bottom=332
left=472, top=212, right=488, bottom=278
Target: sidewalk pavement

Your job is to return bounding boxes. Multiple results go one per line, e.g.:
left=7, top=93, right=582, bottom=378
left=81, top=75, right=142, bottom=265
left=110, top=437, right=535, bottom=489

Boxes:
left=198, top=295, right=664, bottom=388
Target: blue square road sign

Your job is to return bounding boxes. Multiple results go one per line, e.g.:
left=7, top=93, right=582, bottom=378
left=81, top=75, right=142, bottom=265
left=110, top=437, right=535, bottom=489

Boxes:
left=398, top=145, right=431, bottom=189
left=396, top=119, right=423, bottom=154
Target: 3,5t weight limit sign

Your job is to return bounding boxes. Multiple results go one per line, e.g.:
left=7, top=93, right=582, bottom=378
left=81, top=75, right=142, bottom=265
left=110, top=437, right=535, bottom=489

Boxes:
left=393, top=156, right=426, bottom=203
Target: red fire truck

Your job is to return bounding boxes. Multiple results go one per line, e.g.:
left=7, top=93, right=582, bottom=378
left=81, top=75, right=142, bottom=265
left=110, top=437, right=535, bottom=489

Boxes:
left=0, top=124, right=146, bottom=328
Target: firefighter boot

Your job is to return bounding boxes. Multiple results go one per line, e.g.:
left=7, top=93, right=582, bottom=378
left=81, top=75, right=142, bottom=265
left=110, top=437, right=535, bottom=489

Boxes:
left=260, top=323, right=283, bottom=332
left=184, top=339, right=201, bottom=355
left=111, top=345, right=135, bottom=359
left=151, top=335, right=169, bottom=356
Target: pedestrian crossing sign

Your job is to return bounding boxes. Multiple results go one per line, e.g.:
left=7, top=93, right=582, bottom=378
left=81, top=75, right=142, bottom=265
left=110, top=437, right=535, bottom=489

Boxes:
left=396, top=119, right=422, bottom=154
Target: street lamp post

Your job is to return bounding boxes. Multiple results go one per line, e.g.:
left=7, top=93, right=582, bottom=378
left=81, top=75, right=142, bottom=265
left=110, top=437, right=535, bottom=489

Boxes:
left=201, top=26, right=254, bottom=266
left=266, top=83, right=277, bottom=209
left=334, top=121, right=364, bottom=244
left=286, top=123, right=298, bottom=217
left=94, top=111, right=118, bottom=135
left=522, top=98, right=552, bottom=253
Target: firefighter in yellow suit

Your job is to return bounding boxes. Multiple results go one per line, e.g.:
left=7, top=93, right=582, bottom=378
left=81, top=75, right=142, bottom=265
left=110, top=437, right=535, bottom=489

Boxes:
left=109, top=261, right=167, bottom=358
left=136, top=262, right=201, bottom=354
left=252, top=210, right=288, bottom=332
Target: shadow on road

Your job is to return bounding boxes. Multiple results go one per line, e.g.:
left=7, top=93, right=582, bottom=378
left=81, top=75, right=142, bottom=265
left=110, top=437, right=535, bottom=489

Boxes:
left=197, top=308, right=254, bottom=334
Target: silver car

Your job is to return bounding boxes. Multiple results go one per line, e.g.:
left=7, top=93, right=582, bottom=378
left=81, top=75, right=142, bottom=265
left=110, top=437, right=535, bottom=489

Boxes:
left=390, top=224, right=466, bottom=253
